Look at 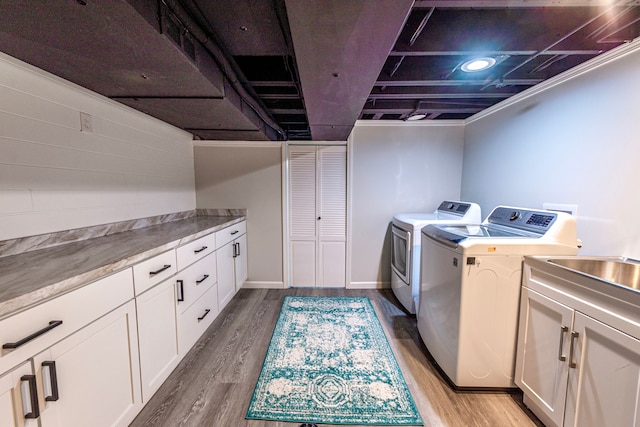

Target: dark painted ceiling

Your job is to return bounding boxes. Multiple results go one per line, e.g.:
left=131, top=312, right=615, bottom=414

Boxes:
left=0, top=0, right=638, bottom=141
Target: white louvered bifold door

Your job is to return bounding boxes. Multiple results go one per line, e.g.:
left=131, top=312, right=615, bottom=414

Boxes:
left=288, top=146, right=317, bottom=286
left=288, top=145, right=346, bottom=288
left=317, top=146, right=346, bottom=287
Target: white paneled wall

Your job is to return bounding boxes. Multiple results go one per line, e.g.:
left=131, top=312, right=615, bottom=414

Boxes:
left=0, top=52, right=195, bottom=241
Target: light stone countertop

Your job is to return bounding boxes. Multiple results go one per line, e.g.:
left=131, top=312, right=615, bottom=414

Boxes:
left=0, top=215, right=245, bottom=320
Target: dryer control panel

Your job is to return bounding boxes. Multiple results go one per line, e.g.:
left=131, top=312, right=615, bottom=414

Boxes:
left=436, top=201, right=472, bottom=216
left=487, top=207, right=557, bottom=235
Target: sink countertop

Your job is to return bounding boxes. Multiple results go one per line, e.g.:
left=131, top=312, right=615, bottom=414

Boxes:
left=524, top=255, right=640, bottom=339
left=0, top=215, right=245, bottom=320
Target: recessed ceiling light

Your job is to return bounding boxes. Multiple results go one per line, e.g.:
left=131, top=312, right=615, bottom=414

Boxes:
left=461, top=57, right=496, bottom=72
left=405, top=113, right=427, bottom=121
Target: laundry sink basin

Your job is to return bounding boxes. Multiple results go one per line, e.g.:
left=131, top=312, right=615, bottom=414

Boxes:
left=547, top=257, right=640, bottom=291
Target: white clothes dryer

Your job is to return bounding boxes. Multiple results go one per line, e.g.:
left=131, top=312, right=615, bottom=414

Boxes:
left=391, top=201, right=481, bottom=314
left=418, top=206, right=581, bottom=389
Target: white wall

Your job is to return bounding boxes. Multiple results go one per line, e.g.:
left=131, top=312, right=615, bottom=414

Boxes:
left=193, top=143, right=283, bottom=287
left=0, top=52, right=195, bottom=241
left=350, top=121, right=465, bottom=287
left=462, top=41, right=640, bottom=258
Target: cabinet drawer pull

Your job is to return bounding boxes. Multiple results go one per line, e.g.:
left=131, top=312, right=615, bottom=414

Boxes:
left=196, top=274, right=209, bottom=285
left=236, top=242, right=241, bottom=257
left=20, top=375, right=40, bottom=419
left=558, top=326, right=568, bottom=361
left=149, top=264, right=171, bottom=276
left=194, top=246, right=208, bottom=254
left=233, top=242, right=238, bottom=258
left=231, top=230, right=239, bottom=235
left=42, top=361, right=60, bottom=402
left=197, top=309, right=211, bottom=322
left=177, top=280, right=184, bottom=302
left=569, top=331, right=579, bottom=369
left=3, top=320, right=63, bottom=350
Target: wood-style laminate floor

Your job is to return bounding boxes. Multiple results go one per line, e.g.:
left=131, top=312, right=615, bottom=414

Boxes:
left=129, top=288, right=544, bottom=427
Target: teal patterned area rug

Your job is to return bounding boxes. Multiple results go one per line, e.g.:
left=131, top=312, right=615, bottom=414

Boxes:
left=246, top=296, right=423, bottom=425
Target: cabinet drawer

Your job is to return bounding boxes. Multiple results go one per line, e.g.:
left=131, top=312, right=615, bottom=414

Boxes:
left=177, top=285, right=218, bottom=356
left=176, top=232, right=216, bottom=271
left=0, top=269, right=134, bottom=374
left=175, top=252, right=216, bottom=314
left=132, top=250, right=177, bottom=295
left=216, top=221, right=246, bottom=249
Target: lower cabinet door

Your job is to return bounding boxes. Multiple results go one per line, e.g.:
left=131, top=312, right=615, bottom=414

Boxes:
left=564, top=312, right=640, bottom=427
left=515, top=287, right=574, bottom=427
left=35, top=300, right=142, bottom=427
left=0, top=361, right=39, bottom=427
left=217, top=241, right=235, bottom=310
left=136, top=278, right=180, bottom=402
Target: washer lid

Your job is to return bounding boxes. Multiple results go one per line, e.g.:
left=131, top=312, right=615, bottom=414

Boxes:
left=423, top=223, right=534, bottom=245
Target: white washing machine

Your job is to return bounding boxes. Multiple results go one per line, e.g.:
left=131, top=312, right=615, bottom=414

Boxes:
left=417, top=206, right=581, bottom=389
left=391, top=201, right=481, bottom=314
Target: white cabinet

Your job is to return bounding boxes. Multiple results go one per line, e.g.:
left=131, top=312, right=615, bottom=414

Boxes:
left=176, top=232, right=216, bottom=271
left=177, top=284, right=218, bottom=356
left=136, top=277, right=180, bottom=402
left=564, top=312, right=640, bottom=427
left=0, top=270, right=141, bottom=427
left=132, top=250, right=177, bottom=295
left=136, top=240, right=218, bottom=397
left=216, top=221, right=247, bottom=311
left=34, top=301, right=142, bottom=427
left=516, top=260, right=640, bottom=427
left=515, top=287, right=574, bottom=427
left=0, top=361, right=38, bottom=427
left=1, top=218, right=244, bottom=426
left=287, top=145, right=346, bottom=287
left=234, top=233, right=248, bottom=288
left=175, top=251, right=218, bottom=356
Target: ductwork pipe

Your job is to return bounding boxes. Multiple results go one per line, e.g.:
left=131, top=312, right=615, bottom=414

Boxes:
left=161, top=0, right=287, bottom=140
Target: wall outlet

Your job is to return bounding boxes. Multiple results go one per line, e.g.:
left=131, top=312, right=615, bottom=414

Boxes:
left=80, top=112, right=93, bottom=132
left=543, top=203, right=578, bottom=217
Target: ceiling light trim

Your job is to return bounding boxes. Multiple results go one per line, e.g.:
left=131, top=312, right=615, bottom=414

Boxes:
left=460, top=57, right=496, bottom=72
left=405, top=113, right=427, bottom=120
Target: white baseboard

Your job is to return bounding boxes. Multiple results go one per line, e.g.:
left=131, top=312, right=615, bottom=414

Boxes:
left=241, top=281, right=390, bottom=290
left=241, top=281, right=286, bottom=289
left=347, top=281, right=391, bottom=289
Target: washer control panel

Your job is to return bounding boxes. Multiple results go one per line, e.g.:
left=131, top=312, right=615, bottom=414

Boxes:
left=488, top=207, right=557, bottom=235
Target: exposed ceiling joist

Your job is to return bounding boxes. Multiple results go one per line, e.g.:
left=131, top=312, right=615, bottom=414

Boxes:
left=0, top=1, right=638, bottom=138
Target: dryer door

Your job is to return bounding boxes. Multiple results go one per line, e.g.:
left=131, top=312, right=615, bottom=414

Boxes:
left=391, top=225, right=411, bottom=284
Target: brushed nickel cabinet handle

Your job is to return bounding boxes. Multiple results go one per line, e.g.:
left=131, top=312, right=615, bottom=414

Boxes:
left=558, top=326, right=568, bottom=361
